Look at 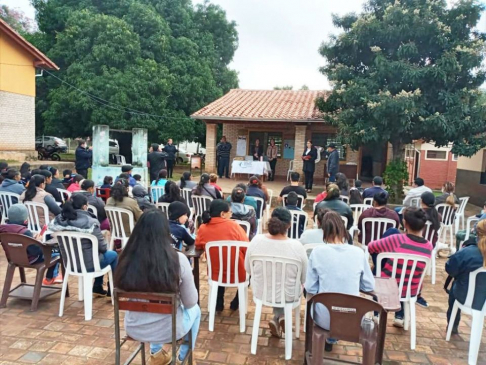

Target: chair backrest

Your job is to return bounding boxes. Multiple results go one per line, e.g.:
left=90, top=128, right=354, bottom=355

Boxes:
left=436, top=203, right=456, bottom=226
left=96, top=187, right=111, bottom=202
left=307, top=292, right=385, bottom=344
left=105, top=206, right=135, bottom=244
left=456, top=197, right=469, bottom=216
left=0, top=192, right=20, bottom=219
left=341, top=215, right=348, bottom=229
left=376, top=253, right=430, bottom=300
left=252, top=197, right=265, bottom=219
left=267, top=189, right=273, bottom=209
left=288, top=160, right=294, bottom=171
left=54, top=231, right=101, bottom=273
left=155, top=202, right=170, bottom=218
left=0, top=233, right=49, bottom=267
left=191, top=195, right=213, bottom=217
left=57, top=189, right=71, bottom=204
left=410, top=197, right=421, bottom=207
left=150, top=186, right=165, bottom=203
left=205, top=241, right=249, bottom=285
left=249, top=254, right=303, bottom=306
left=363, top=197, right=373, bottom=206
left=24, top=201, right=50, bottom=234
left=116, top=155, right=126, bottom=165
left=303, top=243, right=323, bottom=258
left=350, top=204, right=372, bottom=224
left=287, top=210, right=308, bottom=239
left=423, top=221, right=441, bottom=244
left=233, top=220, right=251, bottom=238
left=361, top=217, right=397, bottom=245
left=339, top=195, right=349, bottom=205
left=463, top=267, right=486, bottom=311
left=181, top=188, right=193, bottom=208
left=281, top=194, right=304, bottom=209
left=87, top=204, right=98, bottom=218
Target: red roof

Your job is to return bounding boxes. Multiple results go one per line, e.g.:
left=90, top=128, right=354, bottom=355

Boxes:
left=191, top=89, right=328, bottom=122
left=0, top=18, right=59, bottom=70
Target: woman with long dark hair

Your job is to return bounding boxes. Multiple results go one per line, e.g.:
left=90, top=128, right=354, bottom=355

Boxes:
left=192, top=173, right=221, bottom=199
left=106, top=179, right=143, bottom=235
left=335, top=172, right=349, bottom=196
left=151, top=169, right=168, bottom=187
left=20, top=162, right=31, bottom=185
left=50, top=194, right=117, bottom=296
left=420, top=191, right=442, bottom=247
left=20, top=174, right=61, bottom=226
left=302, top=140, right=318, bottom=193
left=115, top=210, right=200, bottom=364
left=178, top=171, right=197, bottom=190
left=159, top=181, right=186, bottom=204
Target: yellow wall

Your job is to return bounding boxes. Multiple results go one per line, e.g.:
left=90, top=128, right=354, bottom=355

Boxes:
left=0, top=31, right=36, bottom=96
left=457, top=148, right=485, bottom=172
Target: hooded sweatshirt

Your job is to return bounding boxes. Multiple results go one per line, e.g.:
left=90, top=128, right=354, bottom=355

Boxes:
left=358, top=206, right=400, bottom=244
left=231, top=202, right=257, bottom=240
left=72, top=190, right=107, bottom=223
left=0, top=178, right=25, bottom=196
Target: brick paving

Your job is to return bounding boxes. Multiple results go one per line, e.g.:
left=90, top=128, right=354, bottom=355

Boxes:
left=1, top=204, right=485, bottom=364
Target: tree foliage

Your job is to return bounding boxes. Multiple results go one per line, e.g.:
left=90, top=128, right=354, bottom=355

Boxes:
left=317, top=0, right=486, bottom=159
left=0, top=5, right=36, bottom=34
left=30, top=0, right=238, bottom=144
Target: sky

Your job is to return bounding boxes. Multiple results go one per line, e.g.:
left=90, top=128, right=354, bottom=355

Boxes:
left=2, top=0, right=486, bottom=91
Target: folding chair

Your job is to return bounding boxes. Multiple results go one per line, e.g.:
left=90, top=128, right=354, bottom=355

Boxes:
left=459, top=216, right=480, bottom=250
left=339, top=195, right=349, bottom=205
left=252, top=197, right=265, bottom=234
left=363, top=197, right=373, bottom=206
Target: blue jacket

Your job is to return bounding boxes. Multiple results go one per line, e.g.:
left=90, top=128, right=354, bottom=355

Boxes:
left=327, top=149, right=339, bottom=175
left=169, top=220, right=195, bottom=250
left=163, top=144, right=178, bottom=161
left=75, top=146, right=92, bottom=170
left=446, top=242, right=486, bottom=311
left=362, top=186, right=388, bottom=199
left=0, top=179, right=25, bottom=196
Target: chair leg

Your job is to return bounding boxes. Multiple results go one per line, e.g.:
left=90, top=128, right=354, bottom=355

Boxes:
left=30, top=268, right=46, bottom=311
left=0, top=263, right=16, bottom=308
left=251, top=301, right=263, bottom=355
left=410, top=301, right=416, bottom=350
left=108, top=270, right=114, bottom=306
left=140, top=342, right=146, bottom=365
left=19, top=267, right=26, bottom=283
left=208, top=283, right=218, bottom=332
left=431, top=253, right=436, bottom=285
left=403, top=301, right=410, bottom=331
left=284, top=304, right=293, bottom=360
left=295, top=305, right=300, bottom=339
left=310, top=329, right=326, bottom=365
left=304, top=297, right=307, bottom=333
left=83, top=276, right=93, bottom=321
left=78, top=276, right=84, bottom=301
left=238, top=284, right=246, bottom=333
left=59, top=272, right=69, bottom=317
left=446, top=302, right=459, bottom=341
left=468, top=311, right=483, bottom=365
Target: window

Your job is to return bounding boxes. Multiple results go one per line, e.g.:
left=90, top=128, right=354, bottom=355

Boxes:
left=425, top=150, right=447, bottom=160
left=311, top=133, right=346, bottom=160
left=452, top=154, right=458, bottom=161
left=248, top=132, right=283, bottom=158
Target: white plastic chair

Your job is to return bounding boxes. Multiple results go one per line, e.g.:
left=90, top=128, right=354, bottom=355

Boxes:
left=150, top=186, right=165, bottom=203
left=446, top=267, right=486, bottom=365
left=376, top=253, right=430, bottom=350
left=24, top=201, right=50, bottom=240
left=181, top=188, right=193, bottom=208
left=455, top=197, right=469, bottom=233
left=312, top=202, right=318, bottom=228
left=459, top=216, right=481, bottom=250
left=116, top=155, right=126, bottom=165
left=252, top=197, right=265, bottom=234
left=436, top=203, right=457, bottom=253
left=233, top=220, right=251, bottom=238
left=423, top=221, right=442, bottom=284
left=287, top=210, right=308, bottom=239
left=0, top=192, right=20, bottom=224
left=57, top=189, right=71, bottom=204
left=55, top=232, right=114, bottom=321
left=266, top=189, right=273, bottom=221
left=350, top=204, right=372, bottom=226
left=286, top=160, right=295, bottom=181
left=205, top=241, right=249, bottom=333
left=105, top=206, right=135, bottom=250
left=363, top=197, right=373, bottom=206
left=399, top=197, right=421, bottom=214
left=87, top=204, right=98, bottom=218
left=302, top=244, right=324, bottom=333
left=192, top=195, right=213, bottom=231
left=249, top=254, right=303, bottom=360
left=360, top=217, right=397, bottom=259
left=155, top=202, right=170, bottom=218
left=281, top=194, right=305, bottom=209
left=339, top=195, right=349, bottom=205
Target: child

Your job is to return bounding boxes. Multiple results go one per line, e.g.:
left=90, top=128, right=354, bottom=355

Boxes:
left=100, top=176, right=113, bottom=189
left=133, top=174, right=143, bottom=186
left=349, top=187, right=363, bottom=204
left=62, top=169, right=75, bottom=185
left=67, top=174, right=83, bottom=193
left=168, top=201, right=195, bottom=250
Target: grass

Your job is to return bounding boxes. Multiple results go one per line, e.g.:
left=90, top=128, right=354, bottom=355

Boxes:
left=59, top=153, right=75, bottom=161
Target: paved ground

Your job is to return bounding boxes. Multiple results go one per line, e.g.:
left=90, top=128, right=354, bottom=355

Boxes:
left=1, top=200, right=485, bottom=364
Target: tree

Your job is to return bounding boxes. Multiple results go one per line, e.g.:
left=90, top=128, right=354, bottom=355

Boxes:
left=300, top=85, right=309, bottom=90
left=0, top=5, right=35, bottom=34
left=317, top=0, right=486, bottom=199
left=274, top=86, right=293, bottom=90
left=30, top=0, right=238, bottom=145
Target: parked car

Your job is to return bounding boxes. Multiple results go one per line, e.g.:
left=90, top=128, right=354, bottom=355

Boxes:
left=109, top=139, right=119, bottom=156
left=35, top=136, right=67, bottom=152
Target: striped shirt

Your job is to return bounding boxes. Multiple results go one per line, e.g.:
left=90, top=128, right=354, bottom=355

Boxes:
left=368, top=234, right=432, bottom=297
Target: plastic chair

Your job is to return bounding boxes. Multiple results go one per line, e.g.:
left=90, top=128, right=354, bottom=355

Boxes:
left=436, top=203, right=457, bottom=253
left=423, top=221, right=442, bottom=284
left=233, top=220, right=251, bottom=238
left=363, top=197, right=373, bottom=206
left=96, top=187, right=111, bottom=203
left=205, top=241, right=249, bottom=333
left=249, top=254, right=303, bottom=360
left=155, top=202, right=170, bottom=218
left=252, top=197, right=265, bottom=234
left=87, top=204, right=98, bottom=218
left=114, top=289, right=194, bottom=365
left=350, top=204, right=372, bottom=226
left=287, top=160, right=295, bottom=181
left=266, top=189, right=273, bottom=221
left=281, top=194, right=305, bottom=209
left=192, top=195, right=213, bottom=231
left=24, top=201, right=51, bottom=240
left=0, top=233, right=62, bottom=311
left=304, top=293, right=387, bottom=365
left=446, top=267, right=486, bottom=365
left=313, top=202, right=318, bottom=228
left=150, top=186, right=165, bottom=203
left=455, top=197, right=469, bottom=233
left=105, top=206, right=135, bottom=250
left=55, top=231, right=114, bottom=321
left=376, top=253, right=430, bottom=350
left=0, top=192, right=20, bottom=224
left=116, top=155, right=126, bottom=165
left=287, top=210, right=308, bottom=239
left=459, top=216, right=480, bottom=250
left=56, top=189, right=71, bottom=204
left=181, top=188, right=193, bottom=208
left=399, top=197, right=421, bottom=214
left=360, top=218, right=397, bottom=259
left=339, top=195, right=349, bottom=205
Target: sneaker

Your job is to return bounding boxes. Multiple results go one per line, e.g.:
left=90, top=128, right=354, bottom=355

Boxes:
left=324, top=342, right=333, bottom=352
left=53, top=273, right=63, bottom=284
left=92, top=285, right=108, bottom=297
left=148, top=348, right=172, bottom=365
left=106, top=283, right=112, bottom=298
left=268, top=319, right=281, bottom=338
left=417, top=297, right=429, bottom=308
left=278, top=317, right=285, bottom=334
left=42, top=277, right=55, bottom=285
left=393, top=317, right=404, bottom=328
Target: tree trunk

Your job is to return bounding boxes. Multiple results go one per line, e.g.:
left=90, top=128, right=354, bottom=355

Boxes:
left=388, top=141, right=407, bottom=204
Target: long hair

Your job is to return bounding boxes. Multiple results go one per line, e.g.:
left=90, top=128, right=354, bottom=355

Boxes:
left=103, top=176, right=113, bottom=186
left=180, top=172, right=191, bottom=189
left=24, top=175, right=45, bottom=202
left=115, top=209, right=181, bottom=293
left=475, top=219, right=486, bottom=267
left=335, top=173, right=349, bottom=192
left=164, top=181, right=183, bottom=203
left=443, top=181, right=456, bottom=207
left=421, top=192, right=441, bottom=231
left=61, top=194, right=88, bottom=221
left=324, top=184, right=340, bottom=201
left=195, top=173, right=210, bottom=196
left=111, top=179, right=129, bottom=202
left=20, top=162, right=30, bottom=176
left=321, top=210, right=349, bottom=243
left=349, top=188, right=362, bottom=204
left=156, top=169, right=167, bottom=185
left=202, top=199, right=230, bottom=224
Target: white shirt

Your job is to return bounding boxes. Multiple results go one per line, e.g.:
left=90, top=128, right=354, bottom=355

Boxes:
left=403, top=185, right=432, bottom=206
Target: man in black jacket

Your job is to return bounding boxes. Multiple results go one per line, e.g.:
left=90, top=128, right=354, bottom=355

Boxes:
left=75, top=140, right=92, bottom=178
left=326, top=143, right=339, bottom=183
left=147, top=143, right=168, bottom=182
left=163, top=139, right=178, bottom=178
left=216, top=136, right=232, bottom=178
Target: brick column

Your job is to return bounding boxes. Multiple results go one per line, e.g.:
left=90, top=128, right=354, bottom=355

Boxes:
left=205, top=122, right=217, bottom=173
left=293, top=124, right=307, bottom=177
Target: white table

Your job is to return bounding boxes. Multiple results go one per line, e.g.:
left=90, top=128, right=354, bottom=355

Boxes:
left=231, top=160, right=271, bottom=176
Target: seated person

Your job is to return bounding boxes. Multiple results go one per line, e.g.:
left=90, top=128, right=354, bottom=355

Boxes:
left=38, top=170, right=63, bottom=204
left=0, top=168, right=25, bottom=197
left=335, top=172, right=349, bottom=196
left=354, top=180, right=364, bottom=194
left=368, top=207, right=433, bottom=328
left=456, top=201, right=486, bottom=249
left=314, top=183, right=330, bottom=204
left=73, top=179, right=109, bottom=230
left=178, top=171, right=197, bottom=190
left=445, top=219, right=486, bottom=335
left=133, top=174, right=143, bottom=187
left=132, top=185, right=155, bottom=212
left=209, top=173, right=223, bottom=193
left=358, top=191, right=400, bottom=245
left=62, top=169, right=75, bottom=185
left=106, top=179, right=143, bottom=236
left=285, top=191, right=306, bottom=238
left=100, top=176, right=113, bottom=189
left=434, top=181, right=460, bottom=206
left=159, top=181, right=186, bottom=204
left=314, top=184, right=353, bottom=230
left=67, top=174, right=83, bottom=193
left=226, top=183, right=257, bottom=210
left=192, top=173, right=222, bottom=200
left=246, top=176, right=267, bottom=214
left=348, top=187, right=362, bottom=204
left=48, top=167, right=66, bottom=190
left=168, top=201, right=195, bottom=250
left=245, top=207, right=307, bottom=338
left=151, top=169, right=168, bottom=188
left=278, top=172, right=307, bottom=206
left=0, top=204, right=61, bottom=284
left=421, top=192, right=442, bottom=249
left=305, top=210, right=374, bottom=351
left=121, top=165, right=137, bottom=187
left=229, top=187, right=257, bottom=240
left=115, top=209, right=200, bottom=364
left=362, top=176, right=387, bottom=199
left=394, top=177, right=432, bottom=224
left=300, top=208, right=331, bottom=247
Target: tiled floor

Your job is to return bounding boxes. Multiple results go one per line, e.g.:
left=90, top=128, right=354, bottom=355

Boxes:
left=1, top=204, right=485, bottom=364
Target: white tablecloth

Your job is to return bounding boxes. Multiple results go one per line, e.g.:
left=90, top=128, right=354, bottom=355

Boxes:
left=231, top=161, right=271, bottom=175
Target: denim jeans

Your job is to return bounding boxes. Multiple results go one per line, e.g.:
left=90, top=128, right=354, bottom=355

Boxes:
left=328, top=173, right=336, bottom=183
left=394, top=207, right=403, bottom=227
left=150, top=305, right=201, bottom=360
left=447, top=283, right=461, bottom=329
left=32, top=252, right=60, bottom=279
left=94, top=250, right=118, bottom=286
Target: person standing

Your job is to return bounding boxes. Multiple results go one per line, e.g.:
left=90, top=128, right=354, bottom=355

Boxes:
left=266, top=139, right=278, bottom=181
left=252, top=138, right=264, bottom=161
left=302, top=140, right=317, bottom=193
left=147, top=143, right=167, bottom=183
left=216, top=136, right=232, bottom=179
left=163, top=139, right=178, bottom=179
left=326, top=143, right=339, bottom=183
left=75, top=140, right=92, bottom=178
